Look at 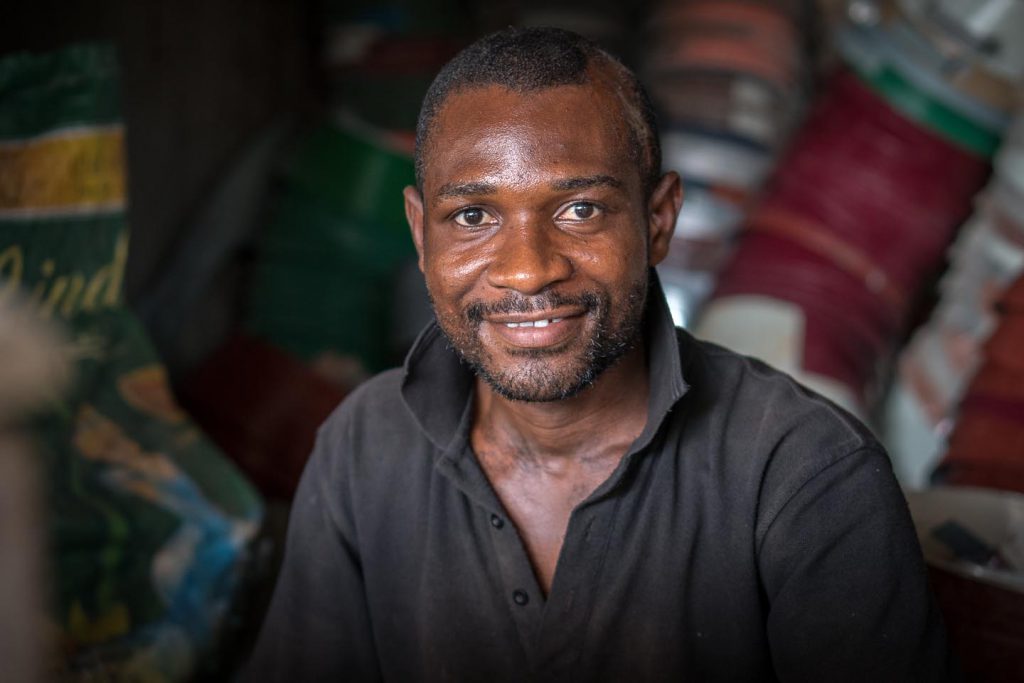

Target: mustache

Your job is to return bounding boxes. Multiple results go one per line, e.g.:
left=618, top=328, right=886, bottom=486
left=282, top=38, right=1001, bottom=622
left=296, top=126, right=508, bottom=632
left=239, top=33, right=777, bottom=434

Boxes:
left=465, top=291, right=601, bottom=323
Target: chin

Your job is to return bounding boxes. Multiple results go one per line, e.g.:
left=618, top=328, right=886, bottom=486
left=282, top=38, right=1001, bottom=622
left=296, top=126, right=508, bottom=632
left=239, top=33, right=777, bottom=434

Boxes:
left=471, top=334, right=636, bottom=403
left=478, top=360, right=599, bottom=403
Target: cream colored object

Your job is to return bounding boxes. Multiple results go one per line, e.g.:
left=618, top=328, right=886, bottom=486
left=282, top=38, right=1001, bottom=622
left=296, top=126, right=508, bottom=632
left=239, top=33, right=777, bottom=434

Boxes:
left=0, top=300, right=70, bottom=421
left=0, top=299, right=70, bottom=683
left=906, top=487, right=1024, bottom=592
left=695, top=295, right=863, bottom=417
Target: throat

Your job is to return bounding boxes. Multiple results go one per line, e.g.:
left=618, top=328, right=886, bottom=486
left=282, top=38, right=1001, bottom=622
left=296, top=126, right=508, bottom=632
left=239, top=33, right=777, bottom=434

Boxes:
left=472, top=429, right=631, bottom=595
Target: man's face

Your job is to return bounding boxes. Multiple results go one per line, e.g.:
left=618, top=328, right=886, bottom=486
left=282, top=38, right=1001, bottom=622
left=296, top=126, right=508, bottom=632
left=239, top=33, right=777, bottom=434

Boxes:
left=405, top=74, right=678, bottom=402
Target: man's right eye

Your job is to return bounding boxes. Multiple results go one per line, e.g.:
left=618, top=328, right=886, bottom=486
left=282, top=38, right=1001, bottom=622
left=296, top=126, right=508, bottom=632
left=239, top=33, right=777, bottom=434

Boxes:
left=453, top=207, right=497, bottom=227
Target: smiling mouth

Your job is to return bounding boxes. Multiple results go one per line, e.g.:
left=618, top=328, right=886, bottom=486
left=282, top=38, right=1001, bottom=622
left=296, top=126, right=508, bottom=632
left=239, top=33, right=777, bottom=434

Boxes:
left=483, top=310, right=586, bottom=351
left=503, top=317, right=564, bottom=328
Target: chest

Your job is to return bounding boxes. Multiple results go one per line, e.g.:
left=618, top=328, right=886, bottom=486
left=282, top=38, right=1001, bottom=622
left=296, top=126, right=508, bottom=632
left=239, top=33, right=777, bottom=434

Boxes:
left=479, top=455, right=617, bottom=594
left=357, top=448, right=771, bottom=682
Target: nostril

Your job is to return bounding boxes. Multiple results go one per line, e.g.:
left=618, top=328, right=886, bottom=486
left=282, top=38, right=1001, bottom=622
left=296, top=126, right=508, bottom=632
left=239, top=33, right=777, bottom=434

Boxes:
left=484, top=224, right=573, bottom=293
left=486, top=241, right=573, bottom=293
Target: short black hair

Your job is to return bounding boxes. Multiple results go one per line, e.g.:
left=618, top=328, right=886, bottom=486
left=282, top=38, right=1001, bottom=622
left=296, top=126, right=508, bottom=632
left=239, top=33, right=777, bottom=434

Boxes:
left=414, top=26, right=661, bottom=196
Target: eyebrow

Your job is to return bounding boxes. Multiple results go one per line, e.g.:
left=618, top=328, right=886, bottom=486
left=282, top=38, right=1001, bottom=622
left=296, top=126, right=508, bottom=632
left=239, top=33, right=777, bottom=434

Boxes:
left=550, top=174, right=623, bottom=191
left=434, top=181, right=497, bottom=199
left=433, top=174, right=624, bottom=200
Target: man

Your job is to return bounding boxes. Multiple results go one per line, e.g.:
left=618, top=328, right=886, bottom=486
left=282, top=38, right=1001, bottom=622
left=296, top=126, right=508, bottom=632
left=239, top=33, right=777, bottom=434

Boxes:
left=246, top=27, right=956, bottom=681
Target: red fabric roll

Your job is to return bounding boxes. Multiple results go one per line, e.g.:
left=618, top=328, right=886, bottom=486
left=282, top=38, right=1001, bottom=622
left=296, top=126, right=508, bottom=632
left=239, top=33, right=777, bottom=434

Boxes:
left=707, top=68, right=990, bottom=408
left=761, top=71, right=988, bottom=293
left=716, top=232, right=891, bottom=389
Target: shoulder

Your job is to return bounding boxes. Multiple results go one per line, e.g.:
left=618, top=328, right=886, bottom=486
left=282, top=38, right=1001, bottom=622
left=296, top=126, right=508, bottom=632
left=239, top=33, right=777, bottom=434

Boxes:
left=681, top=329, right=876, bottom=448
left=676, top=329, right=888, bottom=513
left=311, top=367, right=431, bottom=481
left=318, top=367, right=410, bottom=440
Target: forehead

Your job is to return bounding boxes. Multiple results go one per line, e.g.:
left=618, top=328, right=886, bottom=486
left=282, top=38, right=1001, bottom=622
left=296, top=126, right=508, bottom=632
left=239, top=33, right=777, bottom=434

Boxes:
left=422, top=82, right=638, bottom=196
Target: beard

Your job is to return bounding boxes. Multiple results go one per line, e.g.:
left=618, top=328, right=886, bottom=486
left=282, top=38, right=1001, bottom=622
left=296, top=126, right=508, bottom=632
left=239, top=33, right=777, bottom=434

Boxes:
left=431, top=275, right=649, bottom=403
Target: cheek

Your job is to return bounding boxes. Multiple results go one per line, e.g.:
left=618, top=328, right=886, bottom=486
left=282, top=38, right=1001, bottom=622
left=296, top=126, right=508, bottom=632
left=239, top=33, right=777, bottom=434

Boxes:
left=573, top=234, right=647, bottom=283
left=422, top=241, right=490, bottom=304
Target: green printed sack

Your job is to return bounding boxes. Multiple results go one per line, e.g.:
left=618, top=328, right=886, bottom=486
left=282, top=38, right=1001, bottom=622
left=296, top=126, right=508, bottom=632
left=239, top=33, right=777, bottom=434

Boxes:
left=38, top=308, right=262, bottom=681
left=1, top=44, right=262, bottom=682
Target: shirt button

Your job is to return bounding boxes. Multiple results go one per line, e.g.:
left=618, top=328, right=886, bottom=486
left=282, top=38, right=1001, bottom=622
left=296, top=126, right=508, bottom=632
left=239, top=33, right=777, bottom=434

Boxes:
left=512, top=589, right=529, bottom=606
left=490, top=514, right=505, bottom=529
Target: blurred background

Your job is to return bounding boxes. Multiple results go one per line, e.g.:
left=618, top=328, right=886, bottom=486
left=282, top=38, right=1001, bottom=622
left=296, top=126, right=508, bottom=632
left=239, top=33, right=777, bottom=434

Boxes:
left=2, top=0, right=1024, bottom=680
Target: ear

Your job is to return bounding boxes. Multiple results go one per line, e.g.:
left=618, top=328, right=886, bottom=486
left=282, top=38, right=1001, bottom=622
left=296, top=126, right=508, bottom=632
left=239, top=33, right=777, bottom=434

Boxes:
left=403, top=185, right=426, bottom=272
left=646, top=171, right=682, bottom=267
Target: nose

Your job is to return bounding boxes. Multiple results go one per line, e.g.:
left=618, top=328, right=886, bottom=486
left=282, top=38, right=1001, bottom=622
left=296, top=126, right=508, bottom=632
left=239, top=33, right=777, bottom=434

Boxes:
left=486, top=220, right=573, bottom=295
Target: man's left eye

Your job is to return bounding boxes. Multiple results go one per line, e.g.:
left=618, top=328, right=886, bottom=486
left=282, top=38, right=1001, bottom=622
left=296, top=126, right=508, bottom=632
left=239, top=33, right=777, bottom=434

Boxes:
left=556, top=202, right=601, bottom=221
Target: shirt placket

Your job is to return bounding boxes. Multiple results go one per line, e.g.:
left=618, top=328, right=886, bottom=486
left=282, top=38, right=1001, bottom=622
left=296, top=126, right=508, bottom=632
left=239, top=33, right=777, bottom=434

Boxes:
left=485, top=501, right=548, bottom=670
left=434, top=436, right=644, bottom=679
left=533, top=493, right=622, bottom=680
left=483, top=488, right=623, bottom=678
left=434, top=445, right=547, bottom=670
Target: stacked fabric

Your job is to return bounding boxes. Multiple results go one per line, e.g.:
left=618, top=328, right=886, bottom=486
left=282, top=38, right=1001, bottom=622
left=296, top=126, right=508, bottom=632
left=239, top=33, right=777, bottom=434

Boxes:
left=641, top=0, right=809, bottom=327
left=934, top=273, right=1024, bottom=493
left=885, top=113, right=1024, bottom=487
left=695, top=0, right=1019, bottom=418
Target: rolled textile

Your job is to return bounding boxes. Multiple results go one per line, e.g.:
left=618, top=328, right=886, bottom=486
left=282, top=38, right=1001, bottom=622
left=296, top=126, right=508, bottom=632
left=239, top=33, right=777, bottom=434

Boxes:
left=696, top=66, right=990, bottom=416
left=935, top=274, right=1024, bottom=493
left=884, top=113, right=1024, bottom=487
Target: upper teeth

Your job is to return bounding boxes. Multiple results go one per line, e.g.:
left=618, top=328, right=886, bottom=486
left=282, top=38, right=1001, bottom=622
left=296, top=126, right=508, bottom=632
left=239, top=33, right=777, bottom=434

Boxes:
left=505, top=318, right=563, bottom=328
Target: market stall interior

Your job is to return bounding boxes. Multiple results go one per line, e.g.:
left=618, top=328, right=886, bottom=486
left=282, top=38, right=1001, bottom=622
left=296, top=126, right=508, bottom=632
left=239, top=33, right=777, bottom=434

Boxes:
left=2, top=0, right=1024, bottom=680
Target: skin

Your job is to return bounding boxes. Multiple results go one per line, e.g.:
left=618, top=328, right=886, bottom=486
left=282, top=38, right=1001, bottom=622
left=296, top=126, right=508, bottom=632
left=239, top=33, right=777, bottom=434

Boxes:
left=404, top=65, right=683, bottom=594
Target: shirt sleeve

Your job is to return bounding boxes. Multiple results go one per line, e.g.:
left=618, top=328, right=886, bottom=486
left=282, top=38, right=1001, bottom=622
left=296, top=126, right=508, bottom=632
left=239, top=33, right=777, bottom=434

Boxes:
left=240, top=419, right=382, bottom=682
left=757, top=446, right=960, bottom=682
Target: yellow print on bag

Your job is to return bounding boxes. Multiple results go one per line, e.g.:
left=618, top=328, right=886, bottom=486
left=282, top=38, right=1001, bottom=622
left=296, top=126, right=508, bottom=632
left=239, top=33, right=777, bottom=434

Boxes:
left=0, top=125, right=126, bottom=216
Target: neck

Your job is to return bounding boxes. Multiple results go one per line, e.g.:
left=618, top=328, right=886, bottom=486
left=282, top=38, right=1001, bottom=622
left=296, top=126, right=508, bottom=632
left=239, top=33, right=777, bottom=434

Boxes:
left=472, top=342, right=650, bottom=464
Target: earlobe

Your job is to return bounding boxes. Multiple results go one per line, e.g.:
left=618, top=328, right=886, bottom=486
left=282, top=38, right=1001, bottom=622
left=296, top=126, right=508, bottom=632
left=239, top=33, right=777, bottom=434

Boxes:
left=647, top=171, right=683, bottom=267
left=403, top=185, right=426, bottom=272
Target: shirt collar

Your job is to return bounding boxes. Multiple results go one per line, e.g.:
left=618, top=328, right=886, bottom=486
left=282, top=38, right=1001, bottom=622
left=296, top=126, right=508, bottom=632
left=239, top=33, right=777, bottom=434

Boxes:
left=400, top=271, right=690, bottom=455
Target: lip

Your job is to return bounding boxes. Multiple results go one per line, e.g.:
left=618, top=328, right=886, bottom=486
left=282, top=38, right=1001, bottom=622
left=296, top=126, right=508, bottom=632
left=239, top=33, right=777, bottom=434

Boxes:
left=484, top=309, right=586, bottom=350
left=485, top=307, right=584, bottom=326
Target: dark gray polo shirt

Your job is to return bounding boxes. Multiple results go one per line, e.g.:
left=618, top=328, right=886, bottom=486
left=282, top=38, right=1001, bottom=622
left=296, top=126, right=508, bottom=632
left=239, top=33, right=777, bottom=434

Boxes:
left=245, top=284, right=956, bottom=682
